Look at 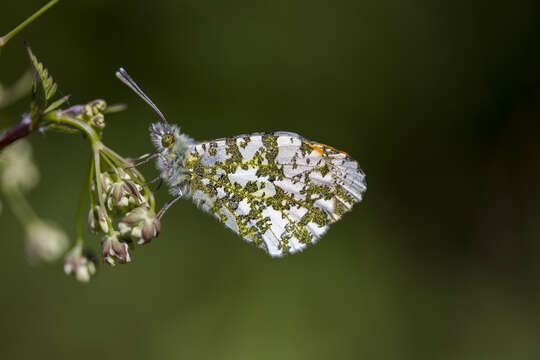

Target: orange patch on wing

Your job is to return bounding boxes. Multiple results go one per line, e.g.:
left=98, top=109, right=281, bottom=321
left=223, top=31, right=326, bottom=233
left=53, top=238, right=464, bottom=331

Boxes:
left=309, top=144, right=325, bottom=155
left=311, top=143, right=350, bottom=157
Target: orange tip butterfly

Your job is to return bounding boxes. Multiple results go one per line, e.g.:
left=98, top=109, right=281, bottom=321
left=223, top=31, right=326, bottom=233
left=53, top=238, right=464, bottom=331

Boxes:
left=116, top=67, right=366, bottom=257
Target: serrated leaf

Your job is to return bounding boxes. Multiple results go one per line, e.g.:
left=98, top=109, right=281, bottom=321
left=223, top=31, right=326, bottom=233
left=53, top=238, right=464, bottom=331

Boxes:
left=44, top=95, right=70, bottom=114
left=25, top=43, right=59, bottom=123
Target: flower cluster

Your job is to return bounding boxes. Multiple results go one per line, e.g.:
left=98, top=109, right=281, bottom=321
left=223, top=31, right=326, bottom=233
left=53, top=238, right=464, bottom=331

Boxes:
left=55, top=97, right=161, bottom=268
left=78, top=99, right=107, bottom=131
left=0, top=3, right=162, bottom=283
left=88, top=148, right=160, bottom=267
left=64, top=244, right=96, bottom=282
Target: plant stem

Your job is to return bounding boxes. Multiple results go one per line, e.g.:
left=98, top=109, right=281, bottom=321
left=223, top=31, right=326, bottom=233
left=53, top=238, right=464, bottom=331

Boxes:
left=88, top=158, right=95, bottom=210
left=0, top=0, right=61, bottom=49
left=43, top=110, right=101, bottom=144
left=0, top=106, right=95, bottom=152
left=0, top=115, right=32, bottom=150
left=75, top=157, right=93, bottom=245
left=99, top=150, right=118, bottom=172
left=41, top=111, right=114, bottom=229
left=3, top=185, right=39, bottom=226
left=93, top=147, right=112, bottom=229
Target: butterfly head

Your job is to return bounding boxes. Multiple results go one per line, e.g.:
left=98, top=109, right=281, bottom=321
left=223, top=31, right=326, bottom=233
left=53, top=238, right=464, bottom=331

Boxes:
left=161, top=131, right=175, bottom=149
left=115, top=67, right=193, bottom=194
left=150, top=122, right=194, bottom=195
left=150, top=122, right=182, bottom=154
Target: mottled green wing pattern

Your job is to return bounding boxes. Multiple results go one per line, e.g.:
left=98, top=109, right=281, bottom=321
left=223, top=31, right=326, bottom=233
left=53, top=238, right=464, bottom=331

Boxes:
left=183, top=132, right=366, bottom=256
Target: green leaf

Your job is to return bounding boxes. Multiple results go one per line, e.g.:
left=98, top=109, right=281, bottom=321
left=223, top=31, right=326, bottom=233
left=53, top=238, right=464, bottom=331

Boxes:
left=25, top=43, right=59, bottom=124
left=43, top=122, right=81, bottom=135
left=44, top=95, right=70, bottom=114
left=104, top=103, right=128, bottom=114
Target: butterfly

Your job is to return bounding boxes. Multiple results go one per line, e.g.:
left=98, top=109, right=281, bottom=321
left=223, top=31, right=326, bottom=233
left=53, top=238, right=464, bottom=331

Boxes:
left=116, top=68, right=366, bottom=257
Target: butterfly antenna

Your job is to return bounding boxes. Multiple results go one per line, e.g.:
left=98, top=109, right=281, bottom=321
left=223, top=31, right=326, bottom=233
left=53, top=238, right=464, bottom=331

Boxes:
left=115, top=67, right=168, bottom=123
left=124, top=152, right=159, bottom=170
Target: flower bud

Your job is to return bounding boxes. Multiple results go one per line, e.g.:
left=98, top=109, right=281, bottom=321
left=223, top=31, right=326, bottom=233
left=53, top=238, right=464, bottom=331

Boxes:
left=90, top=113, right=105, bottom=129
left=90, top=99, right=107, bottom=113
left=64, top=245, right=97, bottom=282
left=79, top=100, right=107, bottom=127
left=102, top=171, right=144, bottom=212
left=24, top=220, right=69, bottom=264
left=120, top=205, right=161, bottom=244
left=100, top=172, right=113, bottom=198
left=88, top=206, right=109, bottom=233
left=82, top=104, right=93, bottom=118
left=101, top=231, right=131, bottom=265
left=106, top=180, right=142, bottom=211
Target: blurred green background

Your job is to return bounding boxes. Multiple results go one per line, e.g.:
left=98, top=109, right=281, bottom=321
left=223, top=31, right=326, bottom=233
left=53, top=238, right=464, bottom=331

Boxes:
left=1, top=0, right=540, bottom=359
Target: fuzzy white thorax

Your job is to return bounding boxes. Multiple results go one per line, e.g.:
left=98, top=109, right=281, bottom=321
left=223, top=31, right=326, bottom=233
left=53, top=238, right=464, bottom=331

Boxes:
left=149, top=122, right=195, bottom=196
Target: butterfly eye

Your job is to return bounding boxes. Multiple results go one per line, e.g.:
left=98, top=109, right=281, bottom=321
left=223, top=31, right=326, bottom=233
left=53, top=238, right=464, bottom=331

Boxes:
left=161, top=132, right=175, bottom=148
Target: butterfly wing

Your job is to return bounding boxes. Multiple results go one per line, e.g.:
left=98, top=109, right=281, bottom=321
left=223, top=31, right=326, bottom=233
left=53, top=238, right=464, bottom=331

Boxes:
left=183, top=132, right=366, bottom=256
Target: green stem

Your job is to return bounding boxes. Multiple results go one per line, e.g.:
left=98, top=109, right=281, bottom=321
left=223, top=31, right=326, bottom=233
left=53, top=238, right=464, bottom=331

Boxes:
left=42, top=111, right=101, bottom=144
left=3, top=185, right=39, bottom=226
left=0, top=0, right=61, bottom=49
left=88, top=158, right=95, bottom=211
left=42, top=111, right=114, bottom=229
left=93, top=148, right=113, bottom=230
left=75, top=157, right=93, bottom=246
left=99, top=150, right=118, bottom=173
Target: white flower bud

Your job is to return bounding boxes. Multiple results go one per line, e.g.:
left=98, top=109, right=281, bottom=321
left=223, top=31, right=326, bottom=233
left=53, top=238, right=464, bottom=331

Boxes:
left=88, top=206, right=109, bottom=233
left=24, top=220, right=69, bottom=264
left=64, top=245, right=97, bottom=282
left=120, top=205, right=160, bottom=244
left=101, top=231, right=131, bottom=265
left=0, top=139, right=40, bottom=192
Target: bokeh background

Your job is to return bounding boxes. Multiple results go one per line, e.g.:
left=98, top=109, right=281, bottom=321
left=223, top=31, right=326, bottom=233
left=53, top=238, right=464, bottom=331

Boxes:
left=1, top=0, right=540, bottom=359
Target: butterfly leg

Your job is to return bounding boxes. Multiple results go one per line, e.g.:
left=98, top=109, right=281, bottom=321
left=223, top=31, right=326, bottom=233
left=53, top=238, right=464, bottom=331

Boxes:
left=153, top=178, right=163, bottom=192
left=157, top=192, right=183, bottom=219
left=143, top=175, right=163, bottom=191
left=126, top=152, right=158, bottom=168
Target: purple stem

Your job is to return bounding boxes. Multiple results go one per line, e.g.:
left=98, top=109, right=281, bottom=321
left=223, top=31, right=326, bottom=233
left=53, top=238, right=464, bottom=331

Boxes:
left=0, top=116, right=32, bottom=150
